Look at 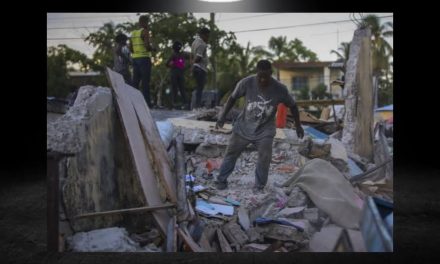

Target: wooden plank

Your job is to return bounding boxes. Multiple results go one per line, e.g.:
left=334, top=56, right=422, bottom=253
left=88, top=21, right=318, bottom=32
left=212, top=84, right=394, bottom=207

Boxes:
left=198, top=232, right=213, bottom=252
left=296, top=99, right=345, bottom=107
left=106, top=68, right=170, bottom=236
left=177, top=227, right=204, bottom=252
left=127, top=85, right=177, bottom=203
left=176, top=134, right=190, bottom=222
left=222, top=221, right=249, bottom=250
left=216, top=228, right=233, bottom=252
left=166, top=216, right=177, bottom=252
left=187, top=199, right=196, bottom=221
left=74, top=203, right=175, bottom=219
left=238, top=208, right=251, bottom=231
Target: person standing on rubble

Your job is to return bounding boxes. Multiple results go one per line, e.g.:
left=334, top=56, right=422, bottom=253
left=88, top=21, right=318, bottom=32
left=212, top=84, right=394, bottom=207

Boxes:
left=215, top=60, right=304, bottom=193
left=129, top=15, right=155, bottom=108
left=113, top=33, right=132, bottom=84
left=190, top=27, right=210, bottom=109
left=166, top=40, right=190, bottom=110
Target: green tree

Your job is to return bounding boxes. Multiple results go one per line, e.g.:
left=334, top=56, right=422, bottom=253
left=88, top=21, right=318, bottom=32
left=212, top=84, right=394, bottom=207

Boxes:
left=47, top=44, right=94, bottom=98
left=311, top=83, right=330, bottom=100
left=362, top=14, right=393, bottom=107
left=267, top=36, right=318, bottom=62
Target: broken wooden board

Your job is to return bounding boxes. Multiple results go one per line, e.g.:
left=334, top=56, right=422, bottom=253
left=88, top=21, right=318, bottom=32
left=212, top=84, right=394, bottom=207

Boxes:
left=177, top=226, right=204, bottom=252
left=216, top=228, right=233, bottom=252
left=168, top=118, right=286, bottom=140
left=238, top=208, right=251, bottom=231
left=176, top=134, right=190, bottom=222
left=166, top=216, right=177, bottom=252
left=106, top=68, right=170, bottom=236
left=198, top=232, right=213, bottom=252
left=221, top=221, right=249, bottom=250
left=127, top=84, right=177, bottom=203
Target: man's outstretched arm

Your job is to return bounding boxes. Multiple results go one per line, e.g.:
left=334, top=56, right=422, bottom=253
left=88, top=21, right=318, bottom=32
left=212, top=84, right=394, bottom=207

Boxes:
left=288, top=103, right=304, bottom=139
left=215, top=96, right=237, bottom=129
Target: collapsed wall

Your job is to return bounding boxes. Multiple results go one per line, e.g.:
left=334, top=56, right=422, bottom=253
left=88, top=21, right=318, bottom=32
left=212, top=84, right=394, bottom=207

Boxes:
left=47, top=86, right=153, bottom=234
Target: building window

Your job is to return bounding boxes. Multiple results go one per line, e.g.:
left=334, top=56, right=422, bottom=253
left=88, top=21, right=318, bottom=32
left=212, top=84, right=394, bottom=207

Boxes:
left=292, top=76, right=309, bottom=90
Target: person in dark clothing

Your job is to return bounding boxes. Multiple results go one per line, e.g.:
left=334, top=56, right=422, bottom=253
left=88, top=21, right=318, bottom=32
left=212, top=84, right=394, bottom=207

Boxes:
left=113, top=33, right=132, bottom=84
left=215, top=60, right=304, bottom=194
left=190, top=27, right=210, bottom=109
left=166, top=41, right=189, bottom=110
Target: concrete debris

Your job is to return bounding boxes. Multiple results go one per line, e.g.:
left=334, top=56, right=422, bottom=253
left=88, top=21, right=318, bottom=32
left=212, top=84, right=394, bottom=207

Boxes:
left=66, top=227, right=160, bottom=252
left=246, top=227, right=264, bottom=243
left=303, top=208, right=319, bottom=225
left=309, top=225, right=343, bottom=252
left=286, top=186, right=309, bottom=208
left=50, top=94, right=391, bottom=253
left=255, top=223, right=307, bottom=242
left=195, top=143, right=226, bottom=158
left=221, top=221, right=249, bottom=250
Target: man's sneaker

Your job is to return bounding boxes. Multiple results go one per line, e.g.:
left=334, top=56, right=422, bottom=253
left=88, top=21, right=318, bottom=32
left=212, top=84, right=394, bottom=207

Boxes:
left=215, top=181, right=228, bottom=190
left=252, top=185, right=265, bottom=194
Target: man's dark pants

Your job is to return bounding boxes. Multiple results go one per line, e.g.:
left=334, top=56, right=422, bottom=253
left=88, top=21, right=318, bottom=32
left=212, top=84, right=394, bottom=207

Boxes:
left=192, top=66, right=206, bottom=108
left=132, top=57, right=152, bottom=107
left=170, top=68, right=188, bottom=108
left=217, top=132, right=274, bottom=188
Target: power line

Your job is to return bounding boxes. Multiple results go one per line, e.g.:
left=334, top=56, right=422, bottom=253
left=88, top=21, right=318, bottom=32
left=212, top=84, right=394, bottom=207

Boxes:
left=47, top=14, right=280, bottom=30
left=233, top=15, right=393, bottom=33
left=47, top=14, right=138, bottom=20
left=46, top=28, right=355, bottom=41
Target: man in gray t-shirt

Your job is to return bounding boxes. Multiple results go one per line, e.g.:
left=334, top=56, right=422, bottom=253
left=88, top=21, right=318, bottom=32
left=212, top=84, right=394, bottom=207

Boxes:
left=191, top=27, right=210, bottom=108
left=215, top=60, right=304, bottom=193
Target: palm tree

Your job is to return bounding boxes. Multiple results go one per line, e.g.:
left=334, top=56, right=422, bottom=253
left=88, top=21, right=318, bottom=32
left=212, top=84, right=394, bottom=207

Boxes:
left=331, top=42, right=351, bottom=70
left=361, top=14, right=393, bottom=107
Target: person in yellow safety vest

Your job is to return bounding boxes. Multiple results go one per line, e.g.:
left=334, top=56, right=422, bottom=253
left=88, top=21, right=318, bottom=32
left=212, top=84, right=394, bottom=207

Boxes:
left=129, top=15, right=155, bottom=107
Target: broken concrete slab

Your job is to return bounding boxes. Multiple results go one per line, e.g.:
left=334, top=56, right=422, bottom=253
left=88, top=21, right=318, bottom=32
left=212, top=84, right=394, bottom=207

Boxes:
left=309, top=225, right=343, bottom=252
left=245, top=227, right=264, bottom=243
left=275, top=206, right=305, bottom=218
left=255, top=223, right=306, bottom=242
left=298, top=137, right=331, bottom=159
left=303, top=208, right=319, bottom=225
left=280, top=159, right=362, bottom=229
left=195, top=143, right=226, bottom=158
left=286, top=186, right=309, bottom=208
left=66, top=227, right=144, bottom=252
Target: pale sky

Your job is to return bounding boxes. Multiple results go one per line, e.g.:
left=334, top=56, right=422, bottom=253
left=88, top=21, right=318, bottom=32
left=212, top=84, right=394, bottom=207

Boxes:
left=47, top=13, right=393, bottom=62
